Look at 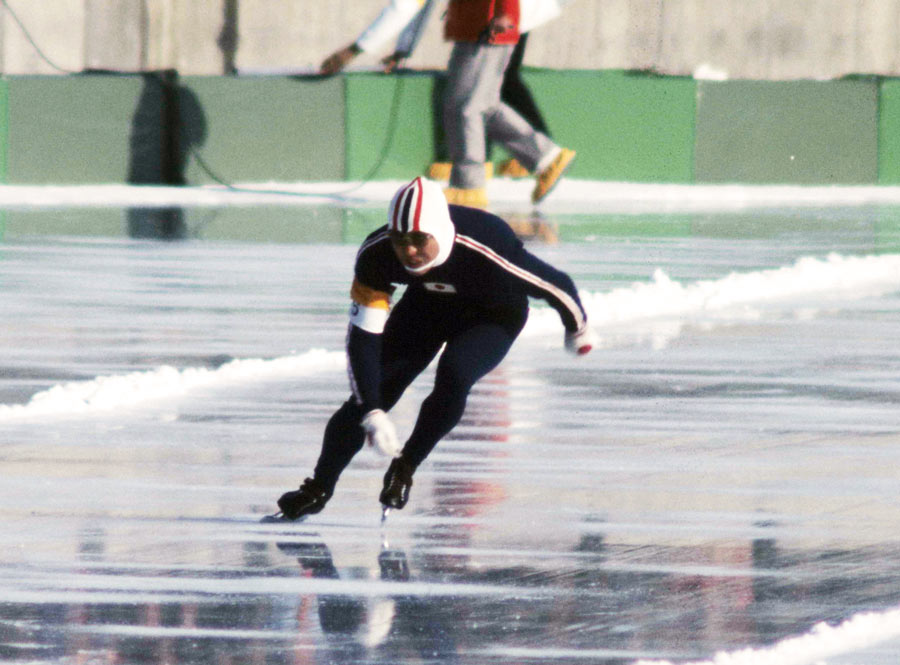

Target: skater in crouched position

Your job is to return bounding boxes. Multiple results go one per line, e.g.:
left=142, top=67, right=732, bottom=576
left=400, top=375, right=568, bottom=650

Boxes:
left=277, top=177, right=595, bottom=520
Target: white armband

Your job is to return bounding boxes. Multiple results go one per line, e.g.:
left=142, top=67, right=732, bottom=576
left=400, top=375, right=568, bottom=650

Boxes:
left=349, top=302, right=389, bottom=333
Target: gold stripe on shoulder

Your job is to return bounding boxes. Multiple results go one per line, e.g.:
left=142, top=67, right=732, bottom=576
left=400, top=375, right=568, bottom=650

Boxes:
left=350, top=278, right=391, bottom=310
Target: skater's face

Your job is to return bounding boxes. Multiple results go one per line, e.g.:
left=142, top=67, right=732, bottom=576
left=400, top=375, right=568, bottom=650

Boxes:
left=390, top=231, right=439, bottom=273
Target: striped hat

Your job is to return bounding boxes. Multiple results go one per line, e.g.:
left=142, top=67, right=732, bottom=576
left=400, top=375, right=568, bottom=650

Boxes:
left=388, top=177, right=455, bottom=274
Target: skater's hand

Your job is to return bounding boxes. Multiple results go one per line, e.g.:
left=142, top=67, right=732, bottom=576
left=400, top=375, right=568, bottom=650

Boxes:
left=361, top=409, right=402, bottom=457
left=565, top=326, right=597, bottom=356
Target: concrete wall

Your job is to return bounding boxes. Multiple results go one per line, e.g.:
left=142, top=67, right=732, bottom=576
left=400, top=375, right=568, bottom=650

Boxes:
left=5, top=1, right=900, bottom=79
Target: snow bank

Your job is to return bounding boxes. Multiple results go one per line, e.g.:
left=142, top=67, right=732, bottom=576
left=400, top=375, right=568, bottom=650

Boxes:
left=2, top=251, right=898, bottom=422
left=525, top=251, right=900, bottom=336
left=634, top=604, right=900, bottom=665
left=0, top=350, right=345, bottom=422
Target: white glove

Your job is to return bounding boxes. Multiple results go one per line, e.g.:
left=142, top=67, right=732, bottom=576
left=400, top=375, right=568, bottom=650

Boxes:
left=565, top=326, right=598, bottom=356
left=361, top=409, right=402, bottom=458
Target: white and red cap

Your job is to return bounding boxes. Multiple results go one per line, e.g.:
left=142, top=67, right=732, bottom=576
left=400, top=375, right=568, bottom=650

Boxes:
left=388, top=177, right=455, bottom=274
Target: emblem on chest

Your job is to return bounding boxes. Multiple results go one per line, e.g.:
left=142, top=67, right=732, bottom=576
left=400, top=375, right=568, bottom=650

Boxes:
left=423, top=282, right=458, bottom=294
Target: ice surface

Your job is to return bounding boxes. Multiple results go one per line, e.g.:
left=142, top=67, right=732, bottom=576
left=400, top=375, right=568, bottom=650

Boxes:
left=1, top=185, right=900, bottom=664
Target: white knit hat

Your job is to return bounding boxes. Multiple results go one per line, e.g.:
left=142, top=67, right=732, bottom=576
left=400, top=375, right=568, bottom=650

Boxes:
left=387, top=177, right=455, bottom=274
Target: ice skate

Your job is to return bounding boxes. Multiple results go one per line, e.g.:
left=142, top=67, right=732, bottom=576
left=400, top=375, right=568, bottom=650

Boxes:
left=277, top=477, right=332, bottom=521
left=379, top=458, right=414, bottom=510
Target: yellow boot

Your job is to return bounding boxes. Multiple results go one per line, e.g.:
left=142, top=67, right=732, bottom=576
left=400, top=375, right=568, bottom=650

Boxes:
left=427, top=162, right=493, bottom=181
left=426, top=162, right=452, bottom=180
left=497, top=158, right=530, bottom=178
left=532, top=148, right=576, bottom=204
left=443, top=186, right=488, bottom=208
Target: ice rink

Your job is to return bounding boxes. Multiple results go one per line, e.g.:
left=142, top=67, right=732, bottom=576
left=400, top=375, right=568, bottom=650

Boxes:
left=2, top=182, right=900, bottom=664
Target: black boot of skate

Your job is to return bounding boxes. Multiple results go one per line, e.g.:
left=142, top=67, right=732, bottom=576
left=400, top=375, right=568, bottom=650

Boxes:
left=379, top=458, right=414, bottom=509
left=277, top=477, right=332, bottom=521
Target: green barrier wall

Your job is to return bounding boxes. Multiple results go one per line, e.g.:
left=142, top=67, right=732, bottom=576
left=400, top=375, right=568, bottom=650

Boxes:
left=522, top=70, right=696, bottom=182
left=342, top=69, right=698, bottom=183
left=0, top=78, right=6, bottom=237
left=6, top=75, right=157, bottom=184
left=0, top=72, right=898, bottom=187
left=878, top=79, right=900, bottom=184
left=694, top=79, right=878, bottom=184
left=181, top=76, right=345, bottom=184
left=344, top=72, right=438, bottom=181
left=0, top=78, right=7, bottom=183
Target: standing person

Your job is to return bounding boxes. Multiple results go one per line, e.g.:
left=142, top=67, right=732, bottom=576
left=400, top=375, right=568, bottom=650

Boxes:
left=319, top=0, right=434, bottom=76
left=441, top=0, right=575, bottom=208
left=276, top=177, right=595, bottom=521
left=429, top=0, right=572, bottom=180
left=493, top=0, right=576, bottom=178
left=318, top=0, right=576, bottom=208
left=491, top=32, right=546, bottom=178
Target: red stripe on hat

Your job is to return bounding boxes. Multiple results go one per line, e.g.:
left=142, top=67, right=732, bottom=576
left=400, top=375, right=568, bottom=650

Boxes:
left=412, top=177, right=424, bottom=232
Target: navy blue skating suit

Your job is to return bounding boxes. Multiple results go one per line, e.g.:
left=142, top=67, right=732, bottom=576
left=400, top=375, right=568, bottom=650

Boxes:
left=312, top=205, right=588, bottom=490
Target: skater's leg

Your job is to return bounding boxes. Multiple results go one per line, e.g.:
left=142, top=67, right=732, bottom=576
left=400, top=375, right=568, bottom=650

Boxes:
left=311, top=399, right=366, bottom=491
left=401, top=312, right=526, bottom=469
left=312, top=296, right=444, bottom=491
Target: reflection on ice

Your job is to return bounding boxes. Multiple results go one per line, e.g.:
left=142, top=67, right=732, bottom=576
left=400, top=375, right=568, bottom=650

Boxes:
left=4, top=519, right=900, bottom=665
left=2, top=207, right=900, bottom=664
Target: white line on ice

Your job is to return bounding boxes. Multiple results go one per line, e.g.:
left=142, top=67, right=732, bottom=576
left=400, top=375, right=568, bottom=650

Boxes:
left=0, top=570, right=544, bottom=598
left=64, top=623, right=307, bottom=642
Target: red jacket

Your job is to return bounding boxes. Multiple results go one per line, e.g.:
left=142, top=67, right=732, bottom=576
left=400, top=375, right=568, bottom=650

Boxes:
left=444, top=0, right=520, bottom=44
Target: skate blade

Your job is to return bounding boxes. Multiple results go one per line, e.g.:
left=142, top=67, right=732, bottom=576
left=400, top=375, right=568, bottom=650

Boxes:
left=381, top=506, right=391, bottom=524
left=260, top=512, right=306, bottom=524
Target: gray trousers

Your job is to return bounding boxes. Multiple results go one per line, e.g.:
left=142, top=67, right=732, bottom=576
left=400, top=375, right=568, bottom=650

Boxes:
left=443, top=41, right=558, bottom=189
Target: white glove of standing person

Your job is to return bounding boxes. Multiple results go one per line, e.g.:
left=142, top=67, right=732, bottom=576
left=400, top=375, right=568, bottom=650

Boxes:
left=565, top=326, right=598, bottom=356
left=361, top=409, right=402, bottom=457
